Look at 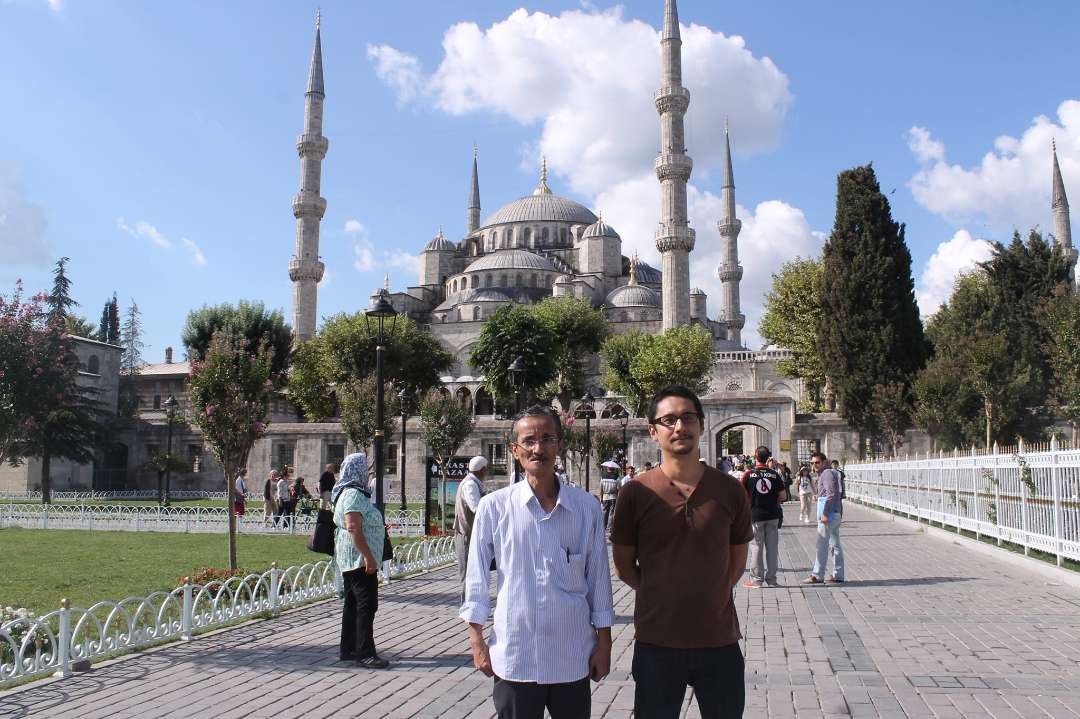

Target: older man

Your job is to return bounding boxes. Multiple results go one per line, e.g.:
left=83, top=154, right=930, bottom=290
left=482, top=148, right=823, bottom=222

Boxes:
left=461, top=405, right=614, bottom=718
left=454, top=455, right=489, bottom=599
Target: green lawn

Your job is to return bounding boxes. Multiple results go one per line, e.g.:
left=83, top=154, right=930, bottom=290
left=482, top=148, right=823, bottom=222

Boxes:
left=1, top=528, right=321, bottom=616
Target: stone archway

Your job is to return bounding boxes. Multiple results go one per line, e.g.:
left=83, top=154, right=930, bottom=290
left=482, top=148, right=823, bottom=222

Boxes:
left=708, top=414, right=778, bottom=465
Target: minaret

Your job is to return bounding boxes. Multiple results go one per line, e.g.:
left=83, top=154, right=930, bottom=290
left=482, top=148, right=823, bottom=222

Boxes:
left=1052, top=140, right=1077, bottom=288
left=289, top=11, right=328, bottom=342
left=716, top=121, right=745, bottom=344
left=654, top=0, right=694, bottom=331
left=467, top=145, right=481, bottom=234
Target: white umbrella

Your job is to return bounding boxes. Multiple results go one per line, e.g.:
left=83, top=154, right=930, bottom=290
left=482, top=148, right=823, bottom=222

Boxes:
left=600, top=460, right=622, bottom=469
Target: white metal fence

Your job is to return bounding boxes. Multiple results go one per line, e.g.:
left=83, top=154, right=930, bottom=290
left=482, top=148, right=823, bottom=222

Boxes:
left=0, top=535, right=456, bottom=686
left=0, top=490, right=430, bottom=504
left=0, top=504, right=425, bottom=537
left=845, top=438, right=1080, bottom=565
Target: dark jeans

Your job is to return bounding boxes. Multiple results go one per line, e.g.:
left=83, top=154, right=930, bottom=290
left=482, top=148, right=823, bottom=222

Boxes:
left=340, top=568, right=379, bottom=659
left=632, top=641, right=745, bottom=718
left=602, top=499, right=616, bottom=531
left=492, top=676, right=590, bottom=719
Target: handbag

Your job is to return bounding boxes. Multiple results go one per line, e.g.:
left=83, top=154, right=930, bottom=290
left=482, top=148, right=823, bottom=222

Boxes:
left=307, top=508, right=336, bottom=555
left=382, top=526, right=394, bottom=562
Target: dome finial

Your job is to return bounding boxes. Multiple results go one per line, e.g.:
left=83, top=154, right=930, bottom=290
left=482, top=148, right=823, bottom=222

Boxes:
left=534, top=155, right=552, bottom=195
left=628, top=253, right=639, bottom=286
left=316, top=7, right=321, bottom=29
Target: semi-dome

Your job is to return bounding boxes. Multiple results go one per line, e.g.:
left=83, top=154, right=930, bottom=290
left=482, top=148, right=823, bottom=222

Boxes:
left=423, top=228, right=455, bottom=251
left=464, top=249, right=559, bottom=273
left=467, top=288, right=512, bottom=302
left=582, top=217, right=620, bottom=239
left=606, top=284, right=660, bottom=308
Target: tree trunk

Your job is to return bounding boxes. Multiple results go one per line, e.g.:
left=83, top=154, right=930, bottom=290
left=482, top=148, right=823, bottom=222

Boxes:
left=40, top=450, right=51, bottom=504
left=984, top=401, right=993, bottom=452
left=226, top=464, right=238, bottom=571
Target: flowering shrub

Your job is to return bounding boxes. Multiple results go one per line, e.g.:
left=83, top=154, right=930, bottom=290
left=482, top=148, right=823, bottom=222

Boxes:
left=0, top=605, right=54, bottom=665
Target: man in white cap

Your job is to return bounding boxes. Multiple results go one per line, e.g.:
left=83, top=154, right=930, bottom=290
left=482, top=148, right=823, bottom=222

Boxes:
left=454, top=455, right=489, bottom=599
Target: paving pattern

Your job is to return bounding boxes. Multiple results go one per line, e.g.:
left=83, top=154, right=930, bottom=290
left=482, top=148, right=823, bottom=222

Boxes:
left=2, top=505, right=1080, bottom=718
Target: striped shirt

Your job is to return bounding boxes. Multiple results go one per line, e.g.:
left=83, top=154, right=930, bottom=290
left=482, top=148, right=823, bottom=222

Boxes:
left=459, top=479, right=615, bottom=684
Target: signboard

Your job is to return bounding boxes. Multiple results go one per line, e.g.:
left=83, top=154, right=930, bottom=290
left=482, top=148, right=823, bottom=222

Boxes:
left=425, top=456, right=472, bottom=535
left=779, top=439, right=791, bottom=452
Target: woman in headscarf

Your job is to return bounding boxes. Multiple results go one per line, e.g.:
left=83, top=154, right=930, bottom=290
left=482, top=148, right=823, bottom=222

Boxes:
left=263, top=470, right=279, bottom=526
left=332, top=452, right=389, bottom=668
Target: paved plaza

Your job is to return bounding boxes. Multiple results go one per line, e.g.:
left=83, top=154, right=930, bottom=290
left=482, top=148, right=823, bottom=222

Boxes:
left=2, top=505, right=1080, bottom=718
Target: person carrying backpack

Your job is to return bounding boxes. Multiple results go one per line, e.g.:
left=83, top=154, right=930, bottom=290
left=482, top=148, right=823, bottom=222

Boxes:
left=741, top=446, right=787, bottom=588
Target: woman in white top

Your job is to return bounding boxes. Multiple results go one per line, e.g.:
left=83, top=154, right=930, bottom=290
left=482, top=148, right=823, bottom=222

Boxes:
left=796, top=465, right=816, bottom=523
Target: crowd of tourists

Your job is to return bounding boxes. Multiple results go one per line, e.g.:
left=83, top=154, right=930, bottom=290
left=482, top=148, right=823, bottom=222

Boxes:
left=230, top=465, right=314, bottom=528
left=269, top=383, right=847, bottom=717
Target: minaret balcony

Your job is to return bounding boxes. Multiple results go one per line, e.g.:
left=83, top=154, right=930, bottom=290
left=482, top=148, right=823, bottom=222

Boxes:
left=296, top=133, right=329, bottom=158
left=716, top=263, right=744, bottom=282
left=654, top=85, right=690, bottom=114
left=717, top=218, right=742, bottom=236
left=292, top=192, right=327, bottom=219
left=288, top=258, right=325, bottom=282
left=655, top=225, right=696, bottom=253
left=655, top=153, right=693, bottom=182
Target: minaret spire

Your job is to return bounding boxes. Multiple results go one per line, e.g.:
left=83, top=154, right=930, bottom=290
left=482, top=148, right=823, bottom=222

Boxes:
left=289, top=12, right=329, bottom=342
left=467, top=145, right=481, bottom=234
left=534, top=155, right=552, bottom=195
left=1053, top=139, right=1078, bottom=288
left=716, top=123, right=745, bottom=344
left=655, top=0, right=694, bottom=330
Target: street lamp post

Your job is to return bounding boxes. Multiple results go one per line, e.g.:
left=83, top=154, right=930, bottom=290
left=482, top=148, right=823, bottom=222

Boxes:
left=579, top=391, right=594, bottom=493
left=163, top=394, right=178, bottom=507
left=508, top=356, right=527, bottom=483
left=617, top=408, right=630, bottom=469
left=365, top=288, right=398, bottom=517
left=398, top=388, right=409, bottom=511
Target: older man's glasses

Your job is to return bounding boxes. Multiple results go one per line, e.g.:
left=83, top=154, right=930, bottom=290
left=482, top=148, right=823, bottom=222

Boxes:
left=513, top=436, right=560, bottom=450
left=651, top=412, right=703, bottom=429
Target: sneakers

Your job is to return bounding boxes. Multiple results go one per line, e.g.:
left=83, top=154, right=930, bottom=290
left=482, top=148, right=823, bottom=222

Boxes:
left=801, top=576, right=823, bottom=584
left=826, top=575, right=845, bottom=584
left=765, top=581, right=780, bottom=588
left=357, top=655, right=391, bottom=669
left=743, top=579, right=763, bottom=589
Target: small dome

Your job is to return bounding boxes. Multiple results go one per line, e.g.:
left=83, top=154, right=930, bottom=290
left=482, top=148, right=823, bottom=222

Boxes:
left=554, top=274, right=572, bottom=284
left=464, top=249, right=558, bottom=273
left=690, top=287, right=705, bottom=295
left=582, top=218, right=620, bottom=240
left=634, top=261, right=662, bottom=284
left=606, top=284, right=660, bottom=308
left=423, top=228, right=455, bottom=252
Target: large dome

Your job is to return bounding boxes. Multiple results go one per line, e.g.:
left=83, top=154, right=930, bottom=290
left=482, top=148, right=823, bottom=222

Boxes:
left=481, top=193, right=597, bottom=228
left=464, top=249, right=559, bottom=273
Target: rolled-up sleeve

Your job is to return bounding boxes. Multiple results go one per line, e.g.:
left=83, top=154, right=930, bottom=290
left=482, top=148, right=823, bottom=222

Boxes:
left=462, top=477, right=482, bottom=512
left=585, top=501, right=615, bottom=628
left=459, top=495, right=495, bottom=625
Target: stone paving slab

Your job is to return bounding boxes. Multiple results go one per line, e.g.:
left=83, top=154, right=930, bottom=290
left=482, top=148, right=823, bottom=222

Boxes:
left=3, top=505, right=1080, bottom=718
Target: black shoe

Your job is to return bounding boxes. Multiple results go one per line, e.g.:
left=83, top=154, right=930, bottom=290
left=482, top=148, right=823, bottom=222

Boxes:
left=357, top=655, right=390, bottom=669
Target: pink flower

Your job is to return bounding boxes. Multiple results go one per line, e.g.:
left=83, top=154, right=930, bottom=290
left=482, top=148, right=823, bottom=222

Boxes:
left=205, top=405, right=216, bottom=417
left=251, top=421, right=266, bottom=434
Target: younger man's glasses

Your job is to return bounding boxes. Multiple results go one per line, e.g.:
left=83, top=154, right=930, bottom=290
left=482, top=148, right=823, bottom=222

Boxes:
left=650, top=412, right=703, bottom=429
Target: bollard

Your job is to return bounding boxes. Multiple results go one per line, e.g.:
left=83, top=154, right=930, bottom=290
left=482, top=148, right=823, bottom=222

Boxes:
left=180, top=577, right=194, bottom=640
left=54, top=598, right=72, bottom=678
left=269, top=562, right=280, bottom=616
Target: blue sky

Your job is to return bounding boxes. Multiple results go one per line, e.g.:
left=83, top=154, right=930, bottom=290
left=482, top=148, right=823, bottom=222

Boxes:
left=2, top=0, right=1078, bottom=356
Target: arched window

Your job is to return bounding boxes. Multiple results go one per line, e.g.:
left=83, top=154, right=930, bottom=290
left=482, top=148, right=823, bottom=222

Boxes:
left=472, top=306, right=481, bottom=321
left=523, top=227, right=532, bottom=247
left=541, top=227, right=549, bottom=244
left=470, top=275, right=479, bottom=288
left=86, top=355, right=100, bottom=374
left=484, top=274, right=493, bottom=287
left=499, top=274, right=508, bottom=287
left=475, top=387, right=494, bottom=415
left=153, top=395, right=161, bottom=410
left=515, top=273, right=523, bottom=288
left=560, top=227, right=568, bottom=245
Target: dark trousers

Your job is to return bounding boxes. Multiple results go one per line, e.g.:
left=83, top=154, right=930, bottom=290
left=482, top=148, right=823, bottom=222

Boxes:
left=492, top=676, right=590, bottom=719
left=632, top=641, right=745, bottom=718
left=602, top=499, right=616, bottom=530
left=340, top=568, right=378, bottom=659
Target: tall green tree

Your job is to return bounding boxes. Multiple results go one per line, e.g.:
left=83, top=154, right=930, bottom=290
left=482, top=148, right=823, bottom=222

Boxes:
left=187, top=331, right=274, bottom=570
left=64, top=315, right=98, bottom=339
left=819, top=164, right=926, bottom=447
left=97, top=294, right=120, bottom=344
left=117, top=300, right=145, bottom=419
left=758, top=257, right=826, bottom=408
left=46, top=257, right=77, bottom=325
left=419, top=390, right=476, bottom=533
left=182, top=301, right=292, bottom=380
left=470, top=305, right=558, bottom=405
left=532, top=297, right=611, bottom=410
left=0, top=282, right=48, bottom=467
left=1041, top=288, right=1080, bottom=441
left=601, top=326, right=714, bottom=416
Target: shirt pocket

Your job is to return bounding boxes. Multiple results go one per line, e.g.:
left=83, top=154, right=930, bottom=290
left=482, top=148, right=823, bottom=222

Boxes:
left=555, top=552, right=588, bottom=595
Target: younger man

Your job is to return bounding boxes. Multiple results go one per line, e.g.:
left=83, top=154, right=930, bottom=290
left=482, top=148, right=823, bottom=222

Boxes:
left=741, top=446, right=787, bottom=588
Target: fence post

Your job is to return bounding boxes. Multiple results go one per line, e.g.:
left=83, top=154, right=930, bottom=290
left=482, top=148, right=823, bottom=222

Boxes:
left=43, top=503, right=49, bottom=530
left=423, top=540, right=431, bottom=570
left=991, top=446, right=1002, bottom=546
left=269, top=563, right=280, bottom=617
left=54, top=598, right=72, bottom=678
left=181, top=577, right=194, bottom=640
left=1018, top=448, right=1030, bottom=557
left=967, top=446, right=980, bottom=542
left=1051, top=435, right=1063, bottom=567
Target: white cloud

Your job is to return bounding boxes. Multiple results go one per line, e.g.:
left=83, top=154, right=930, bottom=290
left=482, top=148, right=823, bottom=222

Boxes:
left=353, top=242, right=376, bottom=272
left=0, top=168, right=51, bottom=269
left=908, top=100, right=1080, bottom=234
left=46, top=0, right=62, bottom=13
left=914, top=229, right=994, bottom=318
left=385, top=250, right=421, bottom=276
left=344, top=219, right=365, bottom=234
left=181, top=238, right=206, bottom=266
left=369, top=7, right=791, bottom=196
left=117, top=217, right=172, bottom=248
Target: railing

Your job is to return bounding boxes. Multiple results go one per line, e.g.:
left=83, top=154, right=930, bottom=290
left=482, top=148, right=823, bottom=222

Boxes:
left=0, top=489, right=431, bottom=504
left=714, top=348, right=794, bottom=364
left=845, top=438, right=1080, bottom=565
left=0, top=504, right=425, bottom=537
left=0, top=535, right=456, bottom=686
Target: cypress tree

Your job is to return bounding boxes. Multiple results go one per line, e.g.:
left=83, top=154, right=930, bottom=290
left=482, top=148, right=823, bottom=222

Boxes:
left=819, top=164, right=926, bottom=444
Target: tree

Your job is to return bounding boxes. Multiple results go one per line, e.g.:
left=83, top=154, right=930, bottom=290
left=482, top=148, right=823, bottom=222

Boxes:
left=118, top=300, right=145, bottom=418
left=182, top=301, right=292, bottom=380
left=419, top=390, right=476, bottom=533
left=470, top=305, right=558, bottom=405
left=336, top=376, right=394, bottom=453
left=592, top=429, right=619, bottom=467
left=46, top=257, right=77, bottom=325
left=1043, top=288, right=1080, bottom=441
left=187, top=331, right=274, bottom=570
left=759, top=257, right=826, bottom=408
left=64, top=315, right=98, bottom=339
left=143, top=451, right=190, bottom=505
left=531, top=297, right=610, bottom=409
left=97, top=294, right=120, bottom=344
left=0, top=282, right=48, bottom=467
left=870, top=381, right=912, bottom=456
left=913, top=354, right=981, bottom=450
left=603, top=326, right=715, bottom=416
left=819, top=164, right=926, bottom=447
